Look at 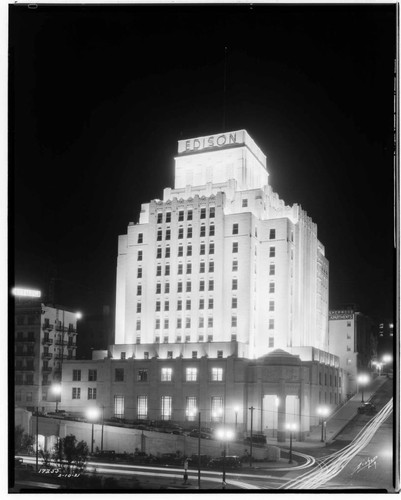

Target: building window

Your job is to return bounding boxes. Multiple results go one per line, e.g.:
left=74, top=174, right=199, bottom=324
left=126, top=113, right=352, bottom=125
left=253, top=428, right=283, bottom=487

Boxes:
left=177, top=282, right=183, bottom=293
left=186, top=396, right=198, bottom=420
left=269, top=264, right=275, bottom=276
left=200, top=208, right=206, bottom=219
left=269, top=247, right=275, bottom=258
left=232, top=260, right=238, bottom=272
left=167, top=351, right=173, bottom=359
left=186, top=367, right=197, bottom=382
left=136, top=319, right=141, bottom=330
left=232, top=297, right=237, bottom=308
left=209, top=261, right=214, bottom=273
left=156, top=283, right=161, bottom=294
left=88, top=388, right=97, bottom=400
left=186, top=281, right=191, bottom=292
left=26, top=392, right=32, bottom=402
left=269, top=301, right=275, bottom=312
left=199, top=280, right=205, bottom=291
left=200, top=244, right=206, bottom=256
left=208, top=299, right=214, bottom=309
left=121, top=352, right=126, bottom=360
left=157, top=230, right=162, bottom=241
left=161, top=396, right=172, bottom=421
left=72, top=388, right=81, bottom=399
left=138, top=369, right=148, bottom=382
left=217, top=350, right=223, bottom=358
left=185, top=317, right=191, bottom=328
left=187, top=210, right=193, bottom=221
left=165, top=265, right=170, bottom=276
left=166, top=229, right=171, bottom=240
left=269, top=319, right=274, bottom=330
left=115, top=368, right=124, bottom=382
left=156, top=301, right=161, bottom=312
left=192, top=351, right=198, bottom=359
left=269, top=282, right=275, bottom=293
left=137, top=285, right=142, bottom=295
left=178, top=263, right=183, bottom=275
left=178, top=227, right=184, bottom=239
left=137, top=396, right=147, bottom=419
left=200, top=225, right=206, bottom=237
left=186, top=299, right=191, bottom=310
left=138, top=250, right=143, bottom=261
left=164, top=301, right=169, bottom=311
left=209, top=225, right=215, bottom=236
left=232, top=223, right=239, bottom=235
left=209, top=243, right=214, bottom=254
left=269, top=229, right=276, bottom=239
left=187, top=263, right=192, bottom=274
left=187, top=245, right=192, bottom=256
left=88, top=369, right=97, bottom=381
left=242, top=199, right=248, bottom=208
left=164, top=319, right=169, bottom=329
left=212, top=367, right=223, bottom=381
left=268, top=336, right=274, bottom=348
left=157, top=213, right=163, bottom=224
left=178, top=210, right=184, bottom=222
left=347, top=321, right=352, bottom=327
left=156, top=247, right=162, bottom=259
left=73, top=370, right=81, bottom=381
left=232, top=242, right=238, bottom=253
left=199, top=298, right=205, bottom=310
left=178, top=245, right=183, bottom=257
left=157, top=265, right=162, bottom=276
left=185, top=335, right=191, bottom=342
left=208, top=317, right=213, bottom=328
left=166, top=212, right=171, bottom=223
left=177, top=318, right=182, bottom=329
left=211, top=396, right=224, bottom=422
left=187, top=227, right=192, bottom=238
left=177, top=299, right=182, bottom=311
left=208, top=280, right=214, bottom=291
left=144, top=352, right=149, bottom=360
left=138, top=233, right=143, bottom=244
left=199, top=317, right=204, bottom=328
left=231, top=315, right=237, bottom=327
left=200, top=261, right=205, bottom=273
left=165, top=282, right=170, bottom=294
left=161, top=367, right=172, bottom=381
left=319, top=373, right=322, bottom=385
left=137, top=267, right=142, bottom=278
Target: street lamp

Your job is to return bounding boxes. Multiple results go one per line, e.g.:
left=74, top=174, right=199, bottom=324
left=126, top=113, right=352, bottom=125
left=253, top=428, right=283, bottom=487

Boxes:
left=86, top=407, right=101, bottom=454
left=51, top=383, right=62, bottom=412
left=285, top=422, right=297, bottom=464
left=76, top=312, right=83, bottom=320
left=382, top=354, right=393, bottom=376
left=357, top=373, right=370, bottom=403
left=216, top=427, right=234, bottom=486
left=317, top=406, right=330, bottom=443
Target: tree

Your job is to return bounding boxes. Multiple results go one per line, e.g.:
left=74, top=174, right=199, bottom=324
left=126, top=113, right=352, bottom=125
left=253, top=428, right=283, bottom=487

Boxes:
left=53, top=434, right=89, bottom=474
left=14, top=426, right=24, bottom=453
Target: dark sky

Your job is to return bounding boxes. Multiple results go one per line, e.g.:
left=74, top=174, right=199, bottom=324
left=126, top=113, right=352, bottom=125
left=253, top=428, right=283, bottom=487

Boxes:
left=10, top=3, right=396, bottom=326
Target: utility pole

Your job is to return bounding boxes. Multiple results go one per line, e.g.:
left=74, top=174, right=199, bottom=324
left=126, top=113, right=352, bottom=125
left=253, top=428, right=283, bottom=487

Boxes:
left=35, top=407, right=39, bottom=472
left=249, top=406, right=254, bottom=468
left=198, top=411, right=201, bottom=489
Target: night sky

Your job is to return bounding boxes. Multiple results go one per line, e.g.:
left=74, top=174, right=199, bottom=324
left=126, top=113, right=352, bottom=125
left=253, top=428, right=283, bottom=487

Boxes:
left=10, top=3, right=396, bottom=329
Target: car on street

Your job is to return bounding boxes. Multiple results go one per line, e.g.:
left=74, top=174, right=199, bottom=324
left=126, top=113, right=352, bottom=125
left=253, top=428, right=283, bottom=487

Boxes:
left=187, top=454, right=211, bottom=467
left=93, top=450, right=116, bottom=461
left=358, top=402, right=377, bottom=414
left=207, top=456, right=242, bottom=469
left=244, top=433, right=266, bottom=445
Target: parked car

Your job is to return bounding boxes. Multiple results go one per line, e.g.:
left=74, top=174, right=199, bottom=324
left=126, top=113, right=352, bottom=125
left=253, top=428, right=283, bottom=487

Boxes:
left=187, top=454, right=211, bottom=467
left=93, top=450, right=116, bottom=461
left=158, top=453, right=185, bottom=466
left=208, top=456, right=242, bottom=469
left=244, top=434, right=266, bottom=445
left=358, top=402, right=377, bottom=414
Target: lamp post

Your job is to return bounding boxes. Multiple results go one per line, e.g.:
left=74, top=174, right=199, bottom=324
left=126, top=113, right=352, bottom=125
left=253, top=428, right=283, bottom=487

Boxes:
left=234, top=406, right=239, bottom=435
left=248, top=406, right=254, bottom=467
left=285, top=422, right=297, bottom=464
left=197, top=411, right=201, bottom=489
left=382, top=354, right=392, bottom=376
left=51, top=383, right=62, bottom=412
left=86, top=407, right=100, bottom=454
left=317, top=406, right=330, bottom=443
left=357, top=373, right=370, bottom=403
left=216, top=428, right=234, bottom=486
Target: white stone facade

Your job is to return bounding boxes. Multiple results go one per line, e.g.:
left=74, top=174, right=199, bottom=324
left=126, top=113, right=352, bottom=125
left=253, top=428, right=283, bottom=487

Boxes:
left=115, top=130, right=329, bottom=359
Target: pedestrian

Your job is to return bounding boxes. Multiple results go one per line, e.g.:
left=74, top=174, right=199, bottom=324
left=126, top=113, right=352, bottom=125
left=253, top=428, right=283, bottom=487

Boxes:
left=183, top=458, right=189, bottom=485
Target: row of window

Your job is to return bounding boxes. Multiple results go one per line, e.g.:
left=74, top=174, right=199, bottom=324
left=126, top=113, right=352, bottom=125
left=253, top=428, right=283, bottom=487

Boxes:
left=72, top=369, right=97, bottom=382
left=318, top=373, right=339, bottom=387
left=118, top=349, right=225, bottom=360
left=153, top=296, right=240, bottom=312
left=138, top=275, right=245, bottom=296
left=72, top=387, right=97, bottom=400
left=111, top=366, right=222, bottom=383
left=156, top=207, right=215, bottom=225
left=113, top=395, right=224, bottom=421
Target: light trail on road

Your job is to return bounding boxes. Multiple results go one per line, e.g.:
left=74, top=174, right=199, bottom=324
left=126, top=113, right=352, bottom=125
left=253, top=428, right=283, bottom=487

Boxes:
left=278, top=398, right=393, bottom=489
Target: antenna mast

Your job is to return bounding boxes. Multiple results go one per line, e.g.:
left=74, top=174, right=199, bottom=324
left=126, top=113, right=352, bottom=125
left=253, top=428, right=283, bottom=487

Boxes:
left=222, top=46, right=228, bottom=131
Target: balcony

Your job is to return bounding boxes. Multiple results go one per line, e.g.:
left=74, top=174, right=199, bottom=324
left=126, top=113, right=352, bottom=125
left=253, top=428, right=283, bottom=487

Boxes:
left=41, top=352, right=53, bottom=360
left=42, top=324, right=54, bottom=331
left=42, top=337, right=53, bottom=346
left=55, top=325, right=69, bottom=333
left=54, top=340, right=67, bottom=346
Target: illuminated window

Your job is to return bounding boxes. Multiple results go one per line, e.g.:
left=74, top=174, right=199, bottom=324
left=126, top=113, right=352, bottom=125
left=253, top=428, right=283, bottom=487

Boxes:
left=138, top=233, right=143, bottom=244
left=211, top=396, right=224, bottom=422
left=72, top=388, right=81, bottom=399
left=161, top=396, right=172, bottom=420
left=232, top=242, right=238, bottom=253
left=269, top=247, right=275, bottom=258
left=186, top=396, right=198, bottom=420
left=88, top=388, right=97, bottom=400
left=186, top=368, right=197, bottom=382
left=137, top=396, right=147, bottom=419
left=161, top=367, right=172, bottom=381
left=211, top=367, right=223, bottom=381
left=269, top=229, right=276, bottom=239
left=232, top=223, right=239, bottom=235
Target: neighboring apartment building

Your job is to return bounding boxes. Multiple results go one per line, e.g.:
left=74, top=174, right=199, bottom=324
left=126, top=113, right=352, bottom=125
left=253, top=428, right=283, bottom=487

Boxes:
left=328, top=307, right=377, bottom=393
left=14, top=290, right=80, bottom=412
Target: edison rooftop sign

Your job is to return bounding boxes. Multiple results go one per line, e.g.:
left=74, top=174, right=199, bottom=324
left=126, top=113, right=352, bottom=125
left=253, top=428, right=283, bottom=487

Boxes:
left=178, top=131, right=243, bottom=154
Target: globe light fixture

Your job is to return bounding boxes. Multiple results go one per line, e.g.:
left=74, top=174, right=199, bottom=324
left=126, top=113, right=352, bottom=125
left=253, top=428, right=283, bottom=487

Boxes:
left=317, top=406, right=330, bottom=442
left=285, top=422, right=298, bottom=463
